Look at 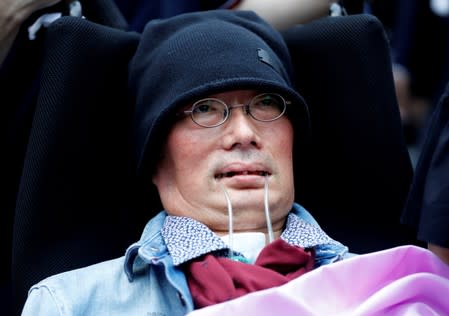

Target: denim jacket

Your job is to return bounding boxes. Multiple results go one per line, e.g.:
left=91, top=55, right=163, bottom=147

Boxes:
left=21, top=203, right=349, bottom=316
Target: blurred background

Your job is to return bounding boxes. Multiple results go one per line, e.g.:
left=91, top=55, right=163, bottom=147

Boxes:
left=363, top=0, right=449, bottom=167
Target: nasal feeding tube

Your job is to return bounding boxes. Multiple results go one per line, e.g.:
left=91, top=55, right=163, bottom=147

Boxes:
left=219, top=175, right=274, bottom=259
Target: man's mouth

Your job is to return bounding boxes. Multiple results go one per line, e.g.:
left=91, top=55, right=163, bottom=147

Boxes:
left=215, top=170, right=270, bottom=179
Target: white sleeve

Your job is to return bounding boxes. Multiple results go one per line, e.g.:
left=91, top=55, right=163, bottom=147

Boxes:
left=21, top=284, right=63, bottom=316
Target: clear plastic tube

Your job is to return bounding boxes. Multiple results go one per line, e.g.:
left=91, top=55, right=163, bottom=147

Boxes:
left=220, top=175, right=273, bottom=259
left=264, top=176, right=274, bottom=243
left=219, top=183, right=234, bottom=257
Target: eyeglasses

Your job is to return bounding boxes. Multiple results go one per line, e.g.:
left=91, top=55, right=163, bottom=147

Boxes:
left=180, top=93, right=290, bottom=128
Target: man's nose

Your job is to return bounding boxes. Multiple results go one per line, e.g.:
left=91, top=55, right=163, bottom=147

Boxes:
left=223, top=106, right=260, bottom=149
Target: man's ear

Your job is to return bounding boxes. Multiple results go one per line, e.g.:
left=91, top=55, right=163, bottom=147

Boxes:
left=151, top=150, right=168, bottom=188
left=151, top=172, right=159, bottom=187
left=151, top=163, right=161, bottom=187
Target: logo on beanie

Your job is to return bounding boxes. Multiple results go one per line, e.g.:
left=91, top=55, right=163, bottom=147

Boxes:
left=257, top=48, right=280, bottom=74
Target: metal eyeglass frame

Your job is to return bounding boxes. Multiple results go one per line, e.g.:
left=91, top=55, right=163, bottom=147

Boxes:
left=180, top=92, right=290, bottom=128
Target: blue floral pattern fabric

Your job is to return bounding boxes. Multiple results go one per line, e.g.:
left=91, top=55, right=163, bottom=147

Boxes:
left=281, top=213, right=341, bottom=247
left=161, top=216, right=228, bottom=265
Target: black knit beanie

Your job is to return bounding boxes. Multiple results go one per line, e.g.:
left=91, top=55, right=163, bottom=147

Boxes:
left=129, top=9, right=309, bottom=179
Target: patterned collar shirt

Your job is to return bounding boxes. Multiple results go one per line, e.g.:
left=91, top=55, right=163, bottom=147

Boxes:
left=161, top=203, right=346, bottom=267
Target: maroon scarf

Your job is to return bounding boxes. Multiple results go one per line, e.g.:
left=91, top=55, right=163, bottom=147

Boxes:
left=184, top=238, right=314, bottom=308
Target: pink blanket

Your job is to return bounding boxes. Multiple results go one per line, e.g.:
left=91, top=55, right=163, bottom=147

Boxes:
left=188, top=245, right=449, bottom=316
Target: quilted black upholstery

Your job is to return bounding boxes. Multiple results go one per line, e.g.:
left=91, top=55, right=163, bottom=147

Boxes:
left=283, top=14, right=417, bottom=254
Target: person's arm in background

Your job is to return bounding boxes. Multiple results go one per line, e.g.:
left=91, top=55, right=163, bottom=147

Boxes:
left=233, top=0, right=339, bottom=30
left=388, top=0, right=421, bottom=124
left=429, top=244, right=449, bottom=265
left=0, top=0, right=61, bottom=65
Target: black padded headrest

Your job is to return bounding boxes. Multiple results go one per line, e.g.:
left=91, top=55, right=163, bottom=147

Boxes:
left=283, top=14, right=416, bottom=253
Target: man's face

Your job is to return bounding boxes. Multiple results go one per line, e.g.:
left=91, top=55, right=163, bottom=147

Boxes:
left=152, top=89, right=295, bottom=234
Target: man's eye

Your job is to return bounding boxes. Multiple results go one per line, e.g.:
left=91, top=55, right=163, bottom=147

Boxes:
left=194, top=103, right=212, bottom=113
left=193, top=101, right=221, bottom=114
left=254, top=95, right=282, bottom=109
left=260, top=100, right=273, bottom=107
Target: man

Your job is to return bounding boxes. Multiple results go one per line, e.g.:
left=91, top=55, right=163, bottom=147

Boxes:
left=21, top=10, right=349, bottom=315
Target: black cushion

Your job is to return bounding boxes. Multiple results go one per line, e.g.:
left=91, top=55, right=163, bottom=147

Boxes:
left=283, top=14, right=418, bottom=253
left=11, top=16, right=140, bottom=314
